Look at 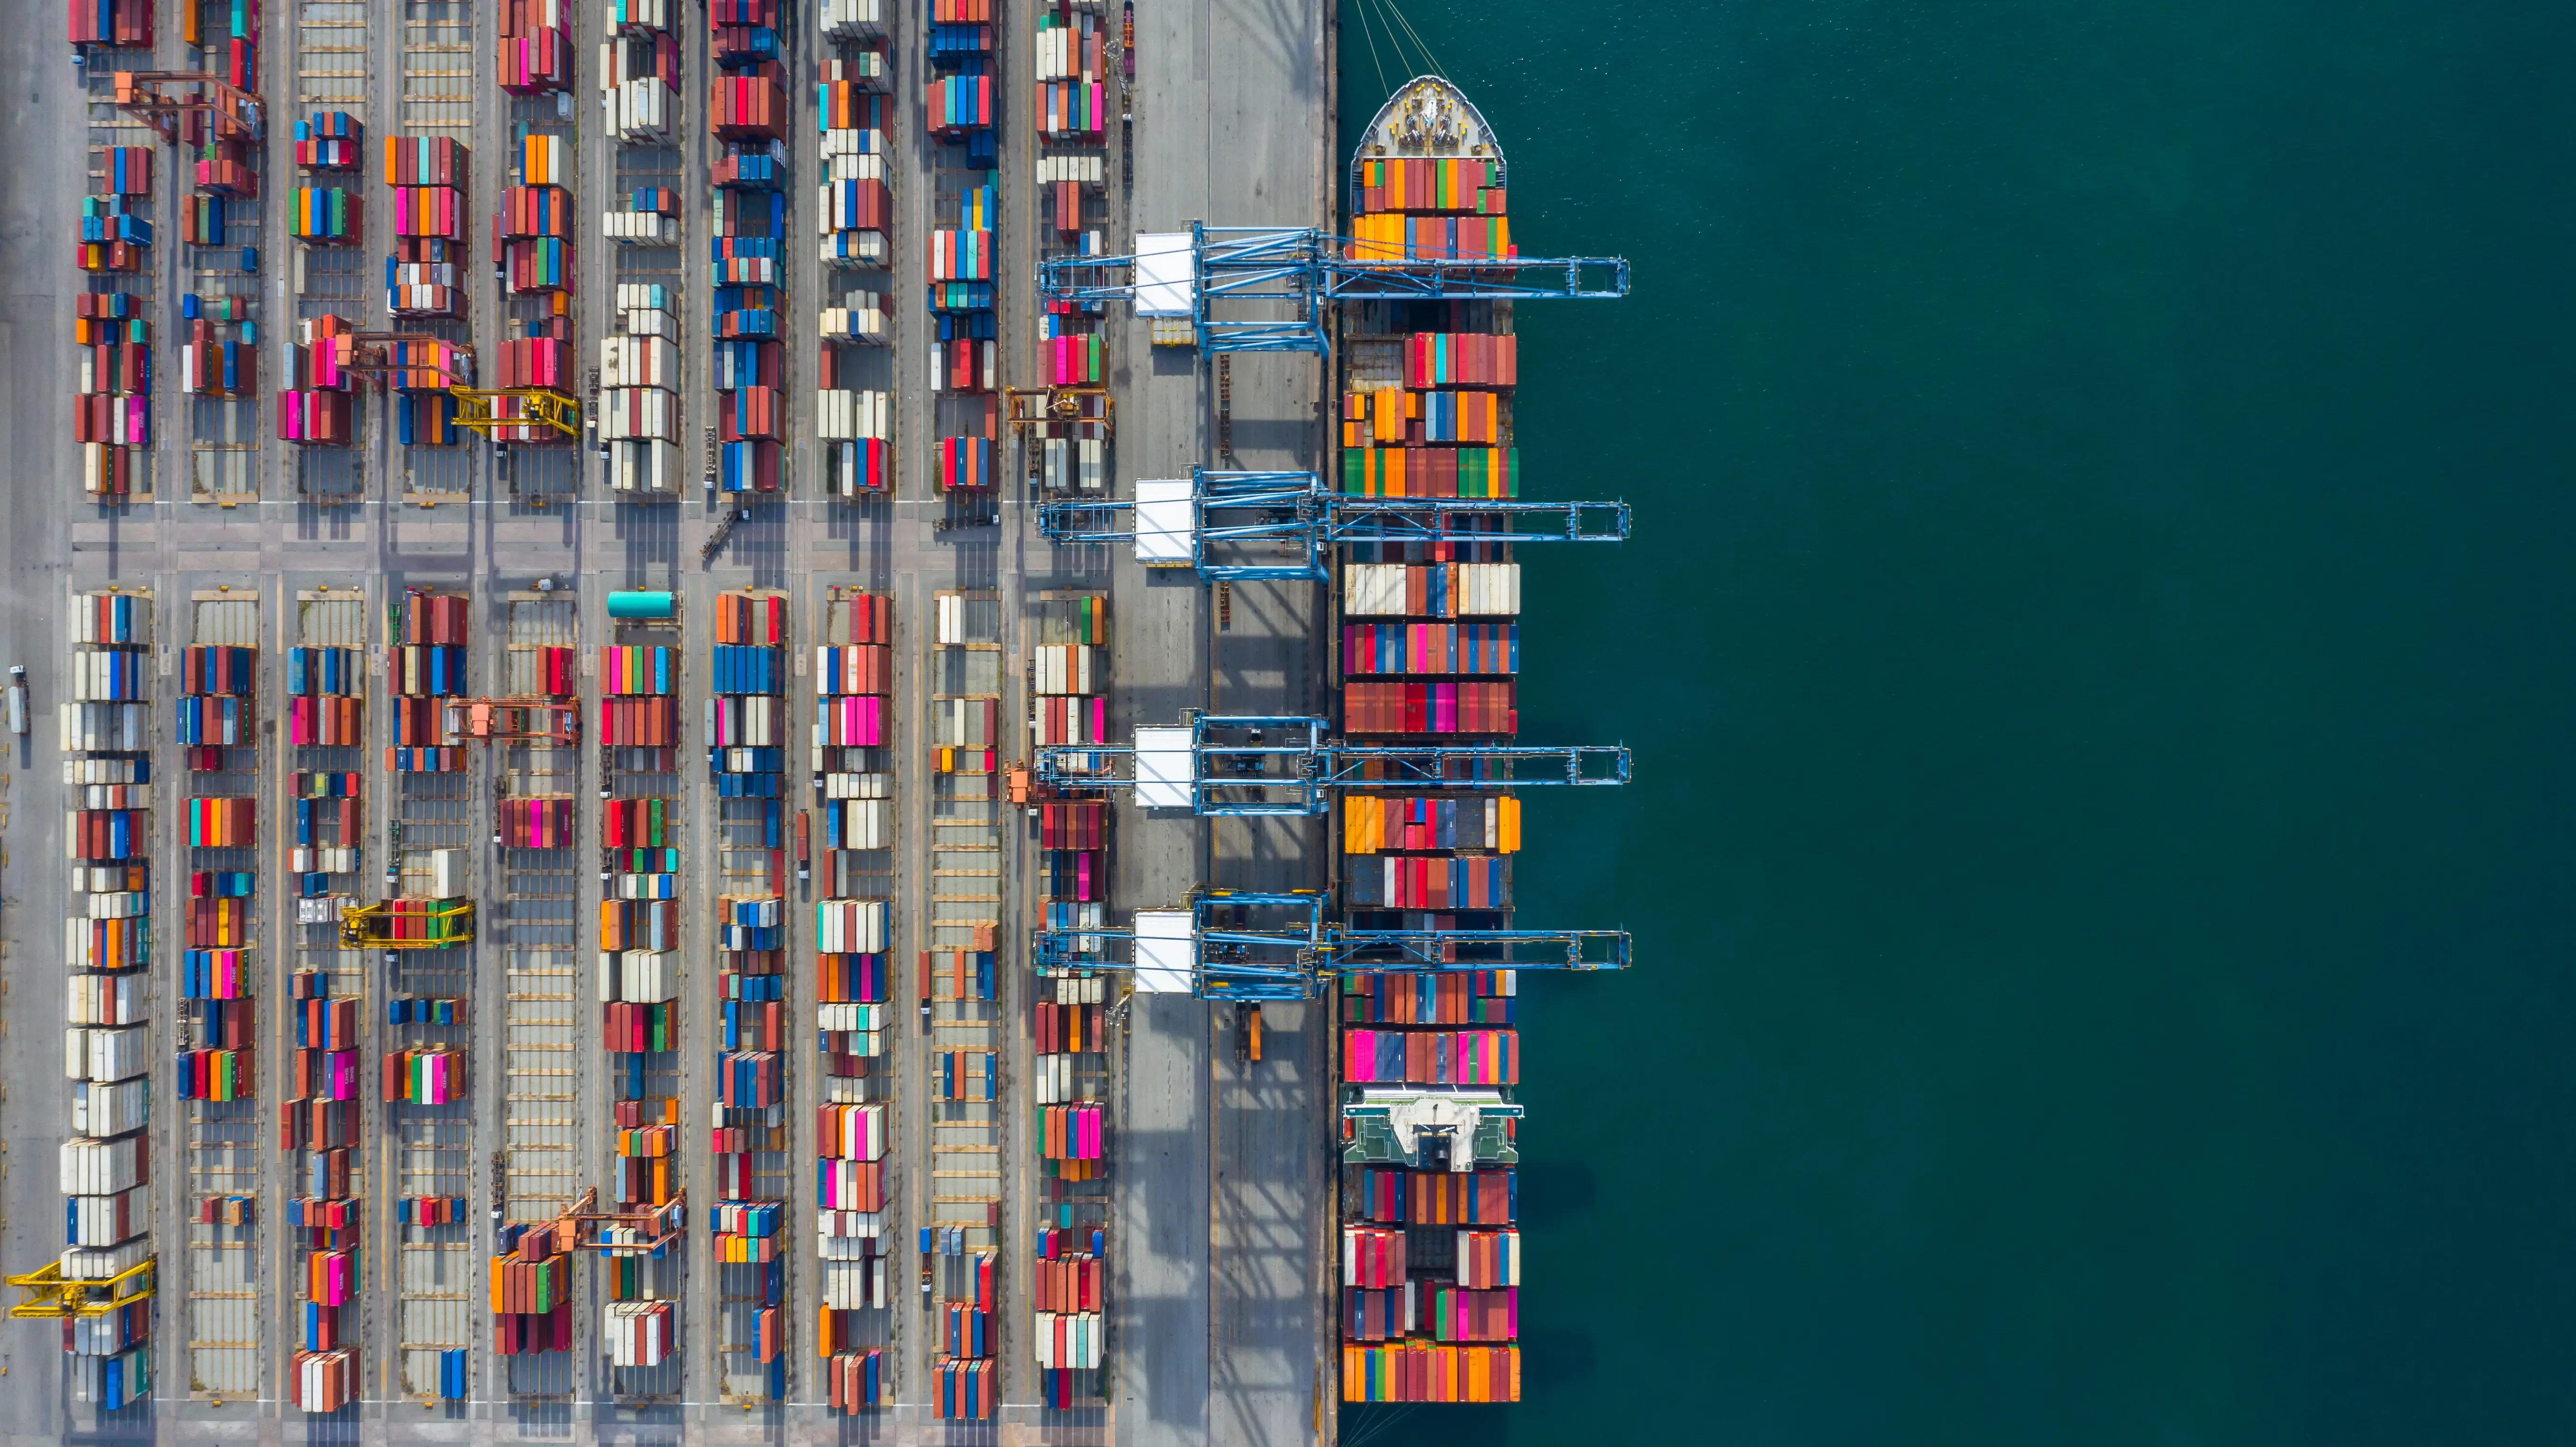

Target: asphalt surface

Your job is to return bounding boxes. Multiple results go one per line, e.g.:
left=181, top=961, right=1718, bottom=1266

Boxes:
left=0, top=0, right=1334, bottom=1437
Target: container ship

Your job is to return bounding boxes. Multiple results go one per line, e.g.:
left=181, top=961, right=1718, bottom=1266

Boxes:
left=1337, top=75, right=1527, bottom=1408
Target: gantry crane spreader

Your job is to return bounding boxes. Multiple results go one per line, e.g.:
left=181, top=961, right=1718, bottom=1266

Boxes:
left=1039, top=468, right=1628, bottom=581
left=1033, top=713, right=1628, bottom=816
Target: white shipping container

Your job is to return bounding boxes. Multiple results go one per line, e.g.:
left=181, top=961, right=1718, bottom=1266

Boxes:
left=72, top=1077, right=150, bottom=1138
left=817, top=1211, right=884, bottom=1249
left=815, top=897, right=889, bottom=954
left=817, top=301, right=889, bottom=343
left=62, top=757, right=144, bottom=786
left=1033, top=1311, right=1102, bottom=1368
left=821, top=1256, right=886, bottom=1309
left=67, top=973, right=147, bottom=1026
left=602, top=386, right=679, bottom=442
left=66, top=1186, right=149, bottom=1249
left=821, top=1072, right=872, bottom=1102
left=291, top=846, right=360, bottom=875
left=820, top=128, right=890, bottom=160
left=599, top=949, right=679, bottom=1003
left=603, top=1300, right=675, bottom=1366
left=61, top=1239, right=153, bottom=1281
left=604, top=209, right=682, bottom=244
left=60, top=1137, right=147, bottom=1196
left=819, top=1003, right=887, bottom=1033
left=601, top=78, right=676, bottom=141
left=58, top=702, right=148, bottom=753
left=82, top=889, right=148, bottom=920
left=1033, top=644, right=1097, bottom=696
left=826, top=796, right=890, bottom=849
left=815, top=390, right=891, bottom=442
left=600, top=335, right=680, bottom=390
left=820, top=770, right=891, bottom=799
left=423, top=847, right=466, bottom=898
left=67, top=1026, right=151, bottom=1082
left=1052, top=974, right=1107, bottom=1004
left=621, top=304, right=677, bottom=339
left=820, top=0, right=883, bottom=37
left=611, top=439, right=682, bottom=493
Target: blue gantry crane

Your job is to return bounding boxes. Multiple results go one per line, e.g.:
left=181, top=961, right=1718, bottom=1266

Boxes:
left=1036, top=223, right=1628, bottom=354
left=1038, top=467, right=1629, bottom=580
left=1035, top=713, right=1628, bottom=817
left=1032, top=891, right=1628, bottom=1001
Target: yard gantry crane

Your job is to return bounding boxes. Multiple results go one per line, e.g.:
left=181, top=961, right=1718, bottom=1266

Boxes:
left=1031, top=891, right=1628, bottom=1001
left=1033, top=713, right=1629, bottom=816
left=1038, top=467, right=1630, bottom=580
left=326, top=333, right=583, bottom=443
left=1036, top=222, right=1629, bottom=354
left=111, top=71, right=265, bottom=146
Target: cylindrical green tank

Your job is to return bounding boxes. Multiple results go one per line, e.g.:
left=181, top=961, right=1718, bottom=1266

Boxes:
left=607, top=590, right=676, bottom=619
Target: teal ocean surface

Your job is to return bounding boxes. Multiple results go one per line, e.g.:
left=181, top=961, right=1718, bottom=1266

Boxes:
left=1338, top=1, right=2576, bottom=1441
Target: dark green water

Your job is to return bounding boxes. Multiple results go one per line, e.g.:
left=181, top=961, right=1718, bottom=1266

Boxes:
left=1338, top=2, right=2576, bottom=1441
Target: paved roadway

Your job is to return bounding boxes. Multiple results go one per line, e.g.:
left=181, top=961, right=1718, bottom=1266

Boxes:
left=0, top=0, right=1335, bottom=1437
left=1109, top=1, right=1337, bottom=1447
left=0, top=22, right=88, bottom=1444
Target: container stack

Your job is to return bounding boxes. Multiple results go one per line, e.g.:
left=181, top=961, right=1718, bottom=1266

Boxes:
left=292, top=113, right=365, bottom=244
left=1031, top=0, right=1109, bottom=372
left=178, top=289, right=258, bottom=403
left=925, top=592, right=1004, bottom=1421
left=815, top=57, right=892, bottom=270
left=710, top=2, right=791, bottom=495
left=388, top=336, right=471, bottom=447
left=1032, top=5, right=1107, bottom=145
left=601, top=9, right=680, bottom=142
left=74, top=290, right=150, bottom=496
left=1338, top=564, right=1519, bottom=736
left=604, top=283, right=683, bottom=492
left=497, top=141, right=576, bottom=302
left=599, top=604, right=687, bottom=1388
left=1031, top=970, right=1109, bottom=1406
left=928, top=1226, right=997, bottom=1420
left=384, top=135, right=469, bottom=318
left=498, top=0, right=573, bottom=93
left=1339, top=1171, right=1519, bottom=1400
left=77, top=193, right=154, bottom=276
left=605, top=183, right=681, bottom=244
left=711, top=591, right=791, bottom=1400
left=1032, top=1224, right=1105, bottom=1403
left=927, top=176, right=999, bottom=403
left=67, top=0, right=150, bottom=48
left=59, top=590, right=155, bottom=1411
left=816, top=586, right=893, bottom=1411
left=284, top=595, right=366, bottom=1408
left=1030, top=0, right=1109, bottom=468
left=816, top=30, right=891, bottom=496
left=491, top=1221, right=575, bottom=1356
left=278, top=313, right=357, bottom=447
left=925, top=0, right=997, bottom=159
left=180, top=0, right=257, bottom=87
left=927, top=0, right=999, bottom=505
left=179, top=638, right=259, bottom=1110
left=1336, top=134, right=1529, bottom=1405
left=389, top=590, right=471, bottom=772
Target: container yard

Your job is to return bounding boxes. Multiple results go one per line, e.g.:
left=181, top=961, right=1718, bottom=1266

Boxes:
left=0, top=0, right=1645, bottom=1434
